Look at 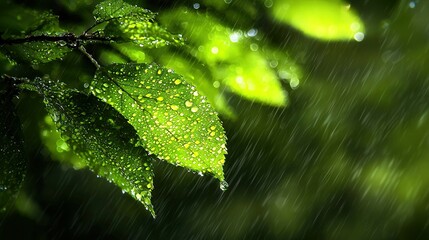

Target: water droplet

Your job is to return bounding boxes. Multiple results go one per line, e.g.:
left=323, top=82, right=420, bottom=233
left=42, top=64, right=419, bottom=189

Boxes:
left=220, top=180, right=229, bottom=191
left=250, top=43, right=259, bottom=51
left=213, top=81, right=220, bottom=88
left=185, top=101, right=193, bottom=107
left=264, top=0, right=273, bottom=8
left=247, top=28, right=258, bottom=37
left=191, top=107, right=198, bottom=112
left=211, top=47, right=219, bottom=54
left=136, top=193, right=142, bottom=200
left=174, top=79, right=182, bottom=85
left=229, top=32, right=241, bottom=42
left=171, top=105, right=179, bottom=110
left=354, top=32, right=365, bottom=42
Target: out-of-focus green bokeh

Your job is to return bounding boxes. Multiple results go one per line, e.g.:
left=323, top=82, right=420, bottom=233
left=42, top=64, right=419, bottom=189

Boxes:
left=2, top=0, right=429, bottom=239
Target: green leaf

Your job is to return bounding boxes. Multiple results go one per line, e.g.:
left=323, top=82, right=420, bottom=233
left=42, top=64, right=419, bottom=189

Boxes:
left=123, top=44, right=235, bottom=117
left=94, top=0, right=183, bottom=48
left=0, top=3, right=64, bottom=37
left=150, top=49, right=235, bottom=118
left=93, top=0, right=155, bottom=22
left=0, top=4, right=71, bottom=64
left=33, top=79, right=155, bottom=216
left=0, top=79, right=27, bottom=213
left=91, top=63, right=227, bottom=183
left=271, top=0, right=365, bottom=41
left=159, top=9, right=288, bottom=106
left=1, top=42, right=71, bottom=65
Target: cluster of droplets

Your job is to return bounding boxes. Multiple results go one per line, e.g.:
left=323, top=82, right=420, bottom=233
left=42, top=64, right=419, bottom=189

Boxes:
left=109, top=17, right=184, bottom=48
left=2, top=41, right=70, bottom=65
left=93, top=0, right=155, bottom=22
left=92, top=63, right=227, bottom=182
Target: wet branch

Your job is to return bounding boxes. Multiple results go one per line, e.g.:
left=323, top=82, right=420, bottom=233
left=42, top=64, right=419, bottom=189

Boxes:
left=0, top=33, right=115, bottom=46
left=78, top=45, right=101, bottom=69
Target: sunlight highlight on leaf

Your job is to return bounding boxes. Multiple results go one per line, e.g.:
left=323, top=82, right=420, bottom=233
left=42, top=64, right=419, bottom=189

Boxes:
left=271, top=0, right=365, bottom=41
left=91, top=63, right=227, bottom=182
left=159, top=9, right=288, bottom=106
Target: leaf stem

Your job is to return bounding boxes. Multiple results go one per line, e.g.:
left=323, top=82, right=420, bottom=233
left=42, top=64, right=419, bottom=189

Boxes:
left=83, top=18, right=117, bottom=35
left=78, top=45, right=101, bottom=69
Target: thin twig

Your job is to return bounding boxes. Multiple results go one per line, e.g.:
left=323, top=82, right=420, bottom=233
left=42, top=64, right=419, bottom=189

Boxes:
left=83, top=18, right=117, bottom=35
left=78, top=45, right=101, bottom=69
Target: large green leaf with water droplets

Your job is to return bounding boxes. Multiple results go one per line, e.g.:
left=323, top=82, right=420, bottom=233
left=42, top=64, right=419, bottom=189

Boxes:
left=271, top=0, right=365, bottom=41
left=93, top=0, right=183, bottom=48
left=91, top=63, right=227, bottom=183
left=0, top=2, right=70, bottom=64
left=120, top=44, right=235, bottom=118
left=0, top=80, right=27, bottom=213
left=33, top=80, right=155, bottom=216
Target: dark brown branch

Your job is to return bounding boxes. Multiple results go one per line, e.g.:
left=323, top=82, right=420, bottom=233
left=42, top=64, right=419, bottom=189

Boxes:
left=0, top=33, right=115, bottom=46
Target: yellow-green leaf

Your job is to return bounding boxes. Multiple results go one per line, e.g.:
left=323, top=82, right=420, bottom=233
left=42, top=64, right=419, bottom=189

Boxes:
left=271, top=0, right=365, bottom=41
left=159, top=9, right=288, bottom=106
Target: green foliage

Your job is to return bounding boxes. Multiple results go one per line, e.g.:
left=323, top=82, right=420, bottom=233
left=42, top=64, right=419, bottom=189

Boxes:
left=94, top=0, right=183, bottom=47
left=159, top=9, right=289, bottom=106
left=0, top=2, right=70, bottom=64
left=0, top=0, right=235, bottom=216
left=2, top=42, right=71, bottom=65
left=32, top=79, right=155, bottom=216
left=92, top=63, right=227, bottom=182
left=0, top=0, right=333, bottom=217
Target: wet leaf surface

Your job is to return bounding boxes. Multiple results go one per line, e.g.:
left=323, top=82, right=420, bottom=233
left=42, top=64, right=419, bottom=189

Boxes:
left=33, top=79, right=155, bottom=216
left=94, top=0, right=183, bottom=48
left=91, top=63, right=227, bottom=183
